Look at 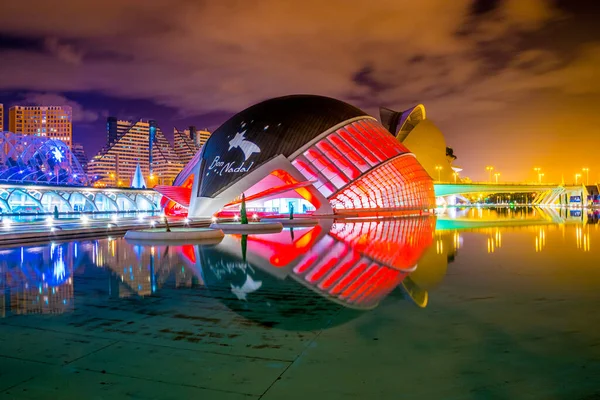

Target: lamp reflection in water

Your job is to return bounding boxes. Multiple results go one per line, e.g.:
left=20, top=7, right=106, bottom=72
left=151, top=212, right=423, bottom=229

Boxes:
left=576, top=226, right=591, bottom=252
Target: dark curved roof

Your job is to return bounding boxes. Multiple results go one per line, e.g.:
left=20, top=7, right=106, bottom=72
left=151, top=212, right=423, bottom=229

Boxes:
left=199, top=95, right=368, bottom=197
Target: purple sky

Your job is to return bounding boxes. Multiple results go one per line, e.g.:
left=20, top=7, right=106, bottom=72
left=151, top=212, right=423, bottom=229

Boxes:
left=0, top=0, right=599, bottom=182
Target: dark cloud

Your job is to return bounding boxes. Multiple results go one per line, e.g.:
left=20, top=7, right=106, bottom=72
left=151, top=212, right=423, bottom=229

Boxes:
left=0, top=0, right=598, bottom=181
left=20, top=92, right=99, bottom=123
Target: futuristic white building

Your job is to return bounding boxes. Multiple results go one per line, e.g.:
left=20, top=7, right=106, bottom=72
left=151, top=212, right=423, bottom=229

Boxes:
left=156, top=95, right=436, bottom=217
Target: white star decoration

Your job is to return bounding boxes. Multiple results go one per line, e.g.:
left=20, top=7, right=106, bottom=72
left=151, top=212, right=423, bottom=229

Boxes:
left=52, top=147, right=64, bottom=162
left=228, top=131, right=261, bottom=161
left=230, top=275, right=263, bottom=301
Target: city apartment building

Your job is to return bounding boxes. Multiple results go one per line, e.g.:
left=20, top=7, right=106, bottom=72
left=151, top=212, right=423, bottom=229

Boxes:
left=174, top=127, right=198, bottom=165
left=8, top=105, right=73, bottom=148
left=88, top=119, right=183, bottom=187
left=195, top=128, right=211, bottom=147
left=71, top=143, right=89, bottom=173
left=173, top=126, right=211, bottom=166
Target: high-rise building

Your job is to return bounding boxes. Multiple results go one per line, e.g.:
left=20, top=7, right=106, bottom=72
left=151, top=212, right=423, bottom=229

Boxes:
left=0, top=104, right=4, bottom=131
left=71, top=143, right=89, bottom=173
left=8, top=105, right=73, bottom=148
left=88, top=118, right=183, bottom=187
left=196, top=128, right=211, bottom=147
left=106, top=116, right=119, bottom=145
left=172, top=126, right=211, bottom=165
left=173, top=127, right=200, bottom=165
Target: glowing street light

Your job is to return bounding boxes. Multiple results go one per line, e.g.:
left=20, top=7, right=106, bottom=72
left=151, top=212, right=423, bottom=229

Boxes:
left=494, top=172, right=500, bottom=184
left=582, top=168, right=589, bottom=185
left=538, top=173, right=545, bottom=183
left=452, top=172, right=458, bottom=183
left=435, top=165, right=443, bottom=182
left=534, top=167, right=541, bottom=183
left=486, top=166, right=494, bottom=182
left=575, top=173, right=582, bottom=185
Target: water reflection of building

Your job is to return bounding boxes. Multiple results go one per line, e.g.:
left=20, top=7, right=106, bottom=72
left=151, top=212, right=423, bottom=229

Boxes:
left=197, top=217, right=436, bottom=329
left=98, top=240, right=201, bottom=297
left=0, top=243, right=77, bottom=317
left=395, top=228, right=460, bottom=307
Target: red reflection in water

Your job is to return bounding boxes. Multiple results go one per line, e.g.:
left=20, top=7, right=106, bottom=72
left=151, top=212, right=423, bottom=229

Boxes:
left=226, top=217, right=434, bottom=309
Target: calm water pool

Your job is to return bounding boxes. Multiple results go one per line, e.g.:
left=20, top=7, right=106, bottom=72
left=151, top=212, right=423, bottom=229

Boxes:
left=0, top=208, right=599, bottom=399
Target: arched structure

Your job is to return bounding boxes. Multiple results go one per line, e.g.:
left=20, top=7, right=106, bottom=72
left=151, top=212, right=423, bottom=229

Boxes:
left=0, top=131, right=88, bottom=186
left=380, top=105, right=461, bottom=183
left=0, top=184, right=161, bottom=214
left=157, top=95, right=435, bottom=217
left=396, top=104, right=426, bottom=142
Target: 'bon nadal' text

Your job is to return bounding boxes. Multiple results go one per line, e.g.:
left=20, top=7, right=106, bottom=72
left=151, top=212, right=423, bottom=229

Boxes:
left=208, top=156, right=255, bottom=176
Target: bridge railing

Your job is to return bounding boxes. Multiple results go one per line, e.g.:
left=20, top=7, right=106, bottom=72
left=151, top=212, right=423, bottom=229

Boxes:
left=435, top=182, right=561, bottom=186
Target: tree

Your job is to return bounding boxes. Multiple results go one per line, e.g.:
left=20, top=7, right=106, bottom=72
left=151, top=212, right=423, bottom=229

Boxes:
left=241, top=234, right=247, bottom=262
left=240, top=193, right=248, bottom=224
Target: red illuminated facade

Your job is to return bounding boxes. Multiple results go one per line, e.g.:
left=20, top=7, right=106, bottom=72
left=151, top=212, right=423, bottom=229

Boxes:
left=155, top=95, right=435, bottom=217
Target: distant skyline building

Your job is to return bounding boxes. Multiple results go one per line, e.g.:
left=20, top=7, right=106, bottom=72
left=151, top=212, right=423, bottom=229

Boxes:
left=0, top=104, right=4, bottom=131
left=8, top=105, right=73, bottom=149
left=71, top=143, right=89, bottom=173
left=88, top=118, right=183, bottom=187
left=173, top=126, right=201, bottom=165
left=195, top=128, right=211, bottom=148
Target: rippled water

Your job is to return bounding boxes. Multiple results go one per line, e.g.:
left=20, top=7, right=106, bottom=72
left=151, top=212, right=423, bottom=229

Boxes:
left=0, top=207, right=599, bottom=399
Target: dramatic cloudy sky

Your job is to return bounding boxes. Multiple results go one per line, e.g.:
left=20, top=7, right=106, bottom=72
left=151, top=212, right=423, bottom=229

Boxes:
left=0, top=0, right=598, bottom=182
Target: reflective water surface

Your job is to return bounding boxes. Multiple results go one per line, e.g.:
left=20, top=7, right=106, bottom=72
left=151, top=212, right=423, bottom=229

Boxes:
left=1, top=208, right=599, bottom=399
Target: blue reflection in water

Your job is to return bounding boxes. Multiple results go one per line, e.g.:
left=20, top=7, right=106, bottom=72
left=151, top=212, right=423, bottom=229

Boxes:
left=5, top=207, right=592, bottom=325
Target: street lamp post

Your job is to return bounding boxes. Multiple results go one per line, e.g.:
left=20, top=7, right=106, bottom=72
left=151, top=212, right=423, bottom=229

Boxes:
left=539, top=173, right=544, bottom=183
left=575, top=173, right=581, bottom=185
left=494, top=172, right=500, bottom=184
left=486, top=166, right=494, bottom=183
left=453, top=172, right=458, bottom=183
left=435, top=165, right=443, bottom=182
left=534, top=167, right=541, bottom=184
left=583, top=168, right=589, bottom=185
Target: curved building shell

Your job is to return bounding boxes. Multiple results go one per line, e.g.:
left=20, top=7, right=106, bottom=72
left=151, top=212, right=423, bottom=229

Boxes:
left=156, top=95, right=436, bottom=217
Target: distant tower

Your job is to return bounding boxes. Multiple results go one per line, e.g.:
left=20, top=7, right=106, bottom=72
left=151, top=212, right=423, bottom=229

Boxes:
left=188, top=125, right=197, bottom=142
left=173, top=126, right=200, bottom=165
left=107, top=116, right=118, bottom=145
left=71, top=143, right=89, bottom=173
left=130, top=163, right=147, bottom=189
left=148, top=119, right=157, bottom=174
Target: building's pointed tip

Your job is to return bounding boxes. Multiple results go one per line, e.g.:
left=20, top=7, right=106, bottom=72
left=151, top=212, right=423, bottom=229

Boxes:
left=131, top=163, right=147, bottom=189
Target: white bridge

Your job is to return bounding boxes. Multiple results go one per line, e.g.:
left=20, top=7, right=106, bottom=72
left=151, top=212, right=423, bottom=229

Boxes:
left=434, top=183, right=595, bottom=206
